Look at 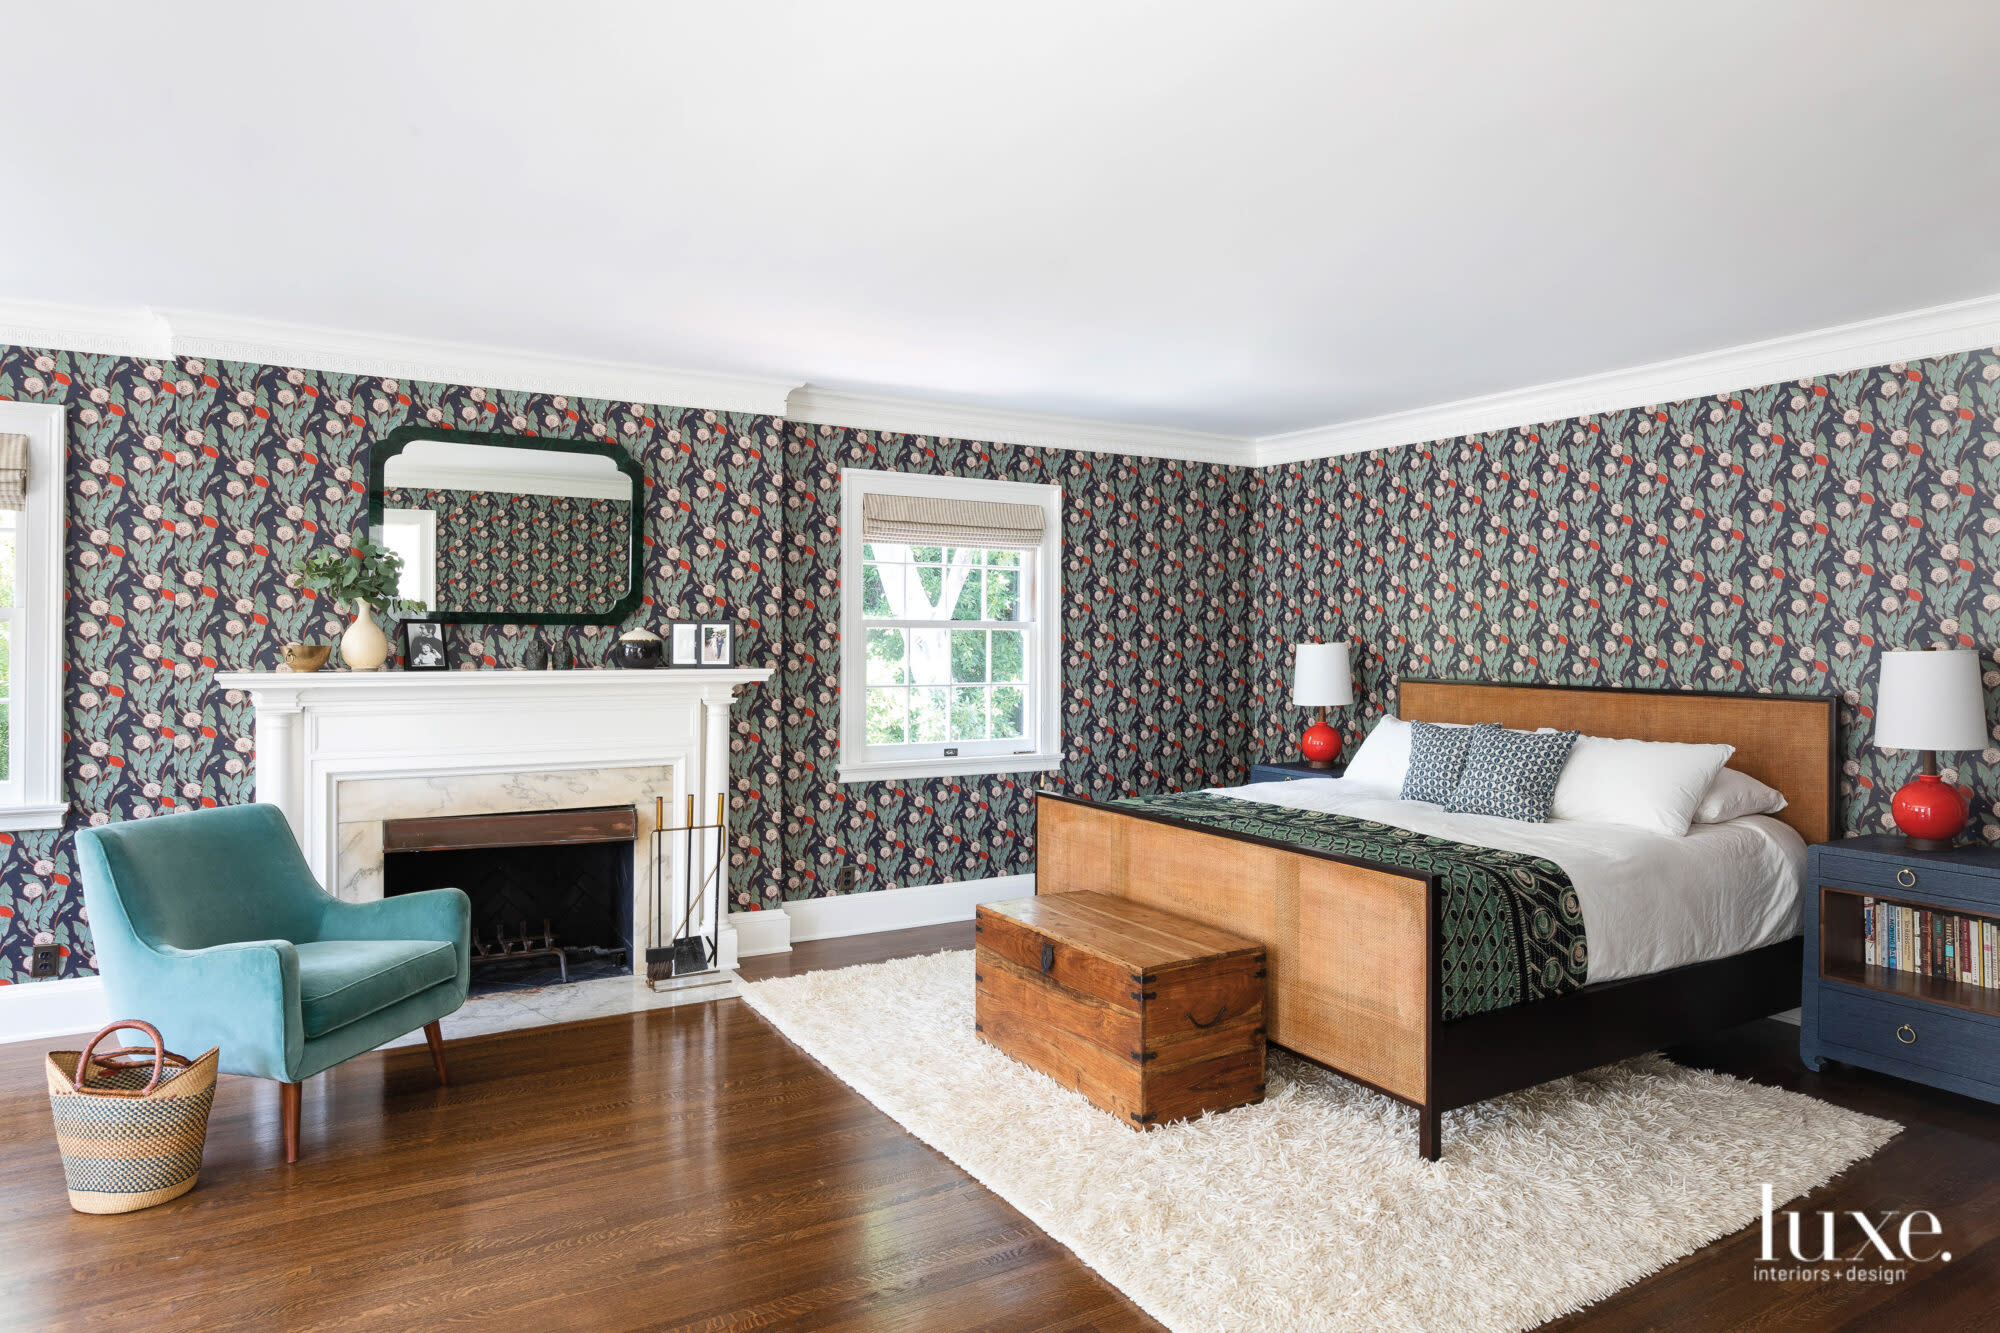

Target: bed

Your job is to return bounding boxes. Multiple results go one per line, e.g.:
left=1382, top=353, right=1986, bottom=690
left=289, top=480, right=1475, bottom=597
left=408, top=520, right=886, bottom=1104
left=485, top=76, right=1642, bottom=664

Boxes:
left=1035, top=678, right=1838, bottom=1158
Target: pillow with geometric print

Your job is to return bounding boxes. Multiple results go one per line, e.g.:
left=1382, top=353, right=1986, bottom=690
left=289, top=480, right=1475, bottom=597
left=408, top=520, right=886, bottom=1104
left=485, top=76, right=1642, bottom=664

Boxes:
left=1444, top=724, right=1580, bottom=822
left=1400, top=720, right=1476, bottom=805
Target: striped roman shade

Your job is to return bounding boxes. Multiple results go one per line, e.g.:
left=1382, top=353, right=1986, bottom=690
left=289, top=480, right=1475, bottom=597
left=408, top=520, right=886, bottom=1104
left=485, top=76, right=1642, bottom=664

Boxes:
left=861, top=492, right=1047, bottom=548
left=0, top=433, right=27, bottom=511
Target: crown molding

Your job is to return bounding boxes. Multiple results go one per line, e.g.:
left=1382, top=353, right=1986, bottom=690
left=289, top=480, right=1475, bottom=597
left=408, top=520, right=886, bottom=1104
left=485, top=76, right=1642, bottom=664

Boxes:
left=0, top=300, right=799, bottom=416
left=7, top=292, right=1999, bottom=470
left=0, top=298, right=171, bottom=358
left=785, top=385, right=1257, bottom=467
left=158, top=308, right=800, bottom=416
left=1252, top=290, right=2000, bottom=466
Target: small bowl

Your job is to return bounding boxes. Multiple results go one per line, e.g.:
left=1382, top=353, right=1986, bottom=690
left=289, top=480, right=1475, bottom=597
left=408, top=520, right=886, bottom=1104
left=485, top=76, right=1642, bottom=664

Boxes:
left=282, top=643, right=332, bottom=673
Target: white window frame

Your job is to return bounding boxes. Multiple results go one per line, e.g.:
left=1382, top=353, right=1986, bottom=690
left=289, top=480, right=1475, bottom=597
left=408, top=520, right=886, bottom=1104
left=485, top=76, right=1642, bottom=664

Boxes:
left=374, top=506, right=438, bottom=610
left=0, top=402, right=67, bottom=830
left=838, top=468, right=1063, bottom=784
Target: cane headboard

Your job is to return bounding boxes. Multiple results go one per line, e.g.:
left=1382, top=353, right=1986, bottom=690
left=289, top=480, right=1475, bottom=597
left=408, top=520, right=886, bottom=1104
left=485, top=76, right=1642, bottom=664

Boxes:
left=1398, top=678, right=1840, bottom=845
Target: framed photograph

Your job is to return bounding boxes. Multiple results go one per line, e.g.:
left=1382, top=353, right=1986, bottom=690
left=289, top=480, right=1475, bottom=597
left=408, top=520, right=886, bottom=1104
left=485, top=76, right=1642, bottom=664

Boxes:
left=402, top=618, right=449, bottom=671
left=668, top=621, right=700, bottom=667
left=698, top=621, right=734, bottom=668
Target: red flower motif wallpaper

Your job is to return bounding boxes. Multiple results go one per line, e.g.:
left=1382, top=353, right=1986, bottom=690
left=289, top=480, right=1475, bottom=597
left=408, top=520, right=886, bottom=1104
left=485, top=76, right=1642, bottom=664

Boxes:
left=381, top=486, right=631, bottom=615
left=1243, top=349, right=2000, bottom=842
left=2, top=335, right=1997, bottom=984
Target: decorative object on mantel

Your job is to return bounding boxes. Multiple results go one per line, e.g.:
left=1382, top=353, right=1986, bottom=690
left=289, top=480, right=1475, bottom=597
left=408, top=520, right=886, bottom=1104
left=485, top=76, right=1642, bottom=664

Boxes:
left=611, top=627, right=665, bottom=669
left=292, top=538, right=421, bottom=673
left=647, top=793, right=726, bottom=986
left=699, top=621, right=735, bottom=668
left=402, top=618, right=448, bottom=672
left=1876, top=646, right=1989, bottom=850
left=1291, top=640, right=1354, bottom=769
left=522, top=638, right=549, bottom=671
left=668, top=621, right=700, bottom=667
left=280, top=643, right=330, bottom=673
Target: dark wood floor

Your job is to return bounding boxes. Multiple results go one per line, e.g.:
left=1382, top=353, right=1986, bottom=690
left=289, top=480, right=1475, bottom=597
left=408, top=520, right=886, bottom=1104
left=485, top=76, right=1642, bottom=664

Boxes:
left=4, top=924, right=1997, bottom=1331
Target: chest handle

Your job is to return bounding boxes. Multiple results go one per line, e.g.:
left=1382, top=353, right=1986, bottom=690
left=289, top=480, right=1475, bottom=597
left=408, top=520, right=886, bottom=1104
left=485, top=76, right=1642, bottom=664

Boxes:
left=1897, top=868, right=1917, bottom=889
left=1041, top=942, right=1055, bottom=974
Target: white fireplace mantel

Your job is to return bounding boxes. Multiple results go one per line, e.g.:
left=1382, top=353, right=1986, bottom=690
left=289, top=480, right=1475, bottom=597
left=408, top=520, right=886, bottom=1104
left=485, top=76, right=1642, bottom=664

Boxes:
left=213, top=667, right=773, bottom=969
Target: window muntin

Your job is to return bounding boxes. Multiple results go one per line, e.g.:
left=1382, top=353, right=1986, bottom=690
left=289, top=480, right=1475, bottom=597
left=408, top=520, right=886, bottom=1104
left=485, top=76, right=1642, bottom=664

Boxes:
left=837, top=470, right=1061, bottom=783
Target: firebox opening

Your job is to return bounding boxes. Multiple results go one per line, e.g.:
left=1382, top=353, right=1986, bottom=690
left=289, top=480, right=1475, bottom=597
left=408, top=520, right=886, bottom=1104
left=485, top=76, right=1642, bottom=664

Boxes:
left=381, top=805, right=637, bottom=996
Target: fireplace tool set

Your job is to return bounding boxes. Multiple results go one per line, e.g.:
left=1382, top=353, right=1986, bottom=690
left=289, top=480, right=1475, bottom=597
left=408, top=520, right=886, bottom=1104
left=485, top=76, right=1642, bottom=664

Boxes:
left=647, top=794, right=725, bottom=988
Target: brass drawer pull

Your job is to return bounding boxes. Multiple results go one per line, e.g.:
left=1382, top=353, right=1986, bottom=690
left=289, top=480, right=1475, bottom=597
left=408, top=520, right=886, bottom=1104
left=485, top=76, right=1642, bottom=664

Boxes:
left=1897, top=868, right=1917, bottom=888
left=1896, top=1024, right=1917, bottom=1045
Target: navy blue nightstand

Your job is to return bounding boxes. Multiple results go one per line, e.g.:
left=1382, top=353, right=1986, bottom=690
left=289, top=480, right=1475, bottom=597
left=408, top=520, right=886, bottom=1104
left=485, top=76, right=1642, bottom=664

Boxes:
left=1802, top=836, right=2000, bottom=1105
left=1248, top=760, right=1344, bottom=784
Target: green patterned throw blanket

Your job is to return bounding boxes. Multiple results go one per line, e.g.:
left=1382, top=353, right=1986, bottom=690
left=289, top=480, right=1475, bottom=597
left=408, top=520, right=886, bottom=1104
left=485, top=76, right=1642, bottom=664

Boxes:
left=1106, top=791, right=1589, bottom=1021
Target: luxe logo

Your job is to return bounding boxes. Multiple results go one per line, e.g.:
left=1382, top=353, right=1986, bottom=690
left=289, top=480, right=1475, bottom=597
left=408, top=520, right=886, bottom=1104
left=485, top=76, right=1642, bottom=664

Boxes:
left=1757, top=1184, right=1951, bottom=1267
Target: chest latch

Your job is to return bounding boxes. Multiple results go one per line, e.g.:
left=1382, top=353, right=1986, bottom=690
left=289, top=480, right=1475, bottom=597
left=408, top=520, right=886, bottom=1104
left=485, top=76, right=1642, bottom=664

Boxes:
left=1041, top=941, right=1055, bottom=974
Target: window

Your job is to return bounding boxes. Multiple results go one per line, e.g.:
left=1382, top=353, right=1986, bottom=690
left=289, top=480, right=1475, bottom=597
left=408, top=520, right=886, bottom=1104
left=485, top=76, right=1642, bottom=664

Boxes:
left=839, top=469, right=1062, bottom=783
left=0, top=403, right=66, bottom=829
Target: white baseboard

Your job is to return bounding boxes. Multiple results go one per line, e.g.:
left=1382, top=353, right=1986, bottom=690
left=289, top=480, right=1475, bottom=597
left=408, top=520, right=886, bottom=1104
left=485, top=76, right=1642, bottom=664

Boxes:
left=730, top=909, right=793, bottom=958
left=1771, top=1007, right=1802, bottom=1026
left=0, top=975, right=111, bottom=1045
left=732, top=873, right=1035, bottom=956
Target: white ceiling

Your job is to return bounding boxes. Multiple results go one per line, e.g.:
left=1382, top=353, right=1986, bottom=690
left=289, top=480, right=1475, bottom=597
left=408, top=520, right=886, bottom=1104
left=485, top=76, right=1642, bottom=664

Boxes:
left=6, top=2, right=2000, bottom=443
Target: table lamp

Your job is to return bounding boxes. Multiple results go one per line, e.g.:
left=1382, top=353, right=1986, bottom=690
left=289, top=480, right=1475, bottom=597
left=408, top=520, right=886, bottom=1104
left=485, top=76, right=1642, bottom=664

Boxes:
left=1875, top=647, right=1990, bottom=850
left=1292, top=642, right=1354, bottom=769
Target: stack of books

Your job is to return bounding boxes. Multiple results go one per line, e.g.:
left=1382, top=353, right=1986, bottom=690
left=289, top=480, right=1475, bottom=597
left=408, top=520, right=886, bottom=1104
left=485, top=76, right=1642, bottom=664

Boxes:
left=1864, top=898, right=1999, bottom=988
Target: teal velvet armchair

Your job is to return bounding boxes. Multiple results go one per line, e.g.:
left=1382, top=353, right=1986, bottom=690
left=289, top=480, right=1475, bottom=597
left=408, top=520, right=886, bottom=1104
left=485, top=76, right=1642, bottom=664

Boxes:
left=76, top=803, right=470, bottom=1162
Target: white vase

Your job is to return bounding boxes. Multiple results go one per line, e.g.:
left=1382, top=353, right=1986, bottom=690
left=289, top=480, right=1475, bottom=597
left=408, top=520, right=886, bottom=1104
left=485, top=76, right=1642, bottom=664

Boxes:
left=341, top=598, right=391, bottom=671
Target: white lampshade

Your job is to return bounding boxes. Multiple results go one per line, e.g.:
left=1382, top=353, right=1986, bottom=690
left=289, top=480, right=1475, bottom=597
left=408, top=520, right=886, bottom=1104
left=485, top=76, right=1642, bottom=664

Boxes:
left=1292, top=642, right=1353, bottom=708
left=1875, top=648, right=1989, bottom=752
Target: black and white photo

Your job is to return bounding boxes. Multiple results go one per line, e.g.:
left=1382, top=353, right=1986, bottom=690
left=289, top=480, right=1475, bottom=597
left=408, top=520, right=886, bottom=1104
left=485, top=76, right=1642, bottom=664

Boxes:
left=402, top=618, right=448, bottom=671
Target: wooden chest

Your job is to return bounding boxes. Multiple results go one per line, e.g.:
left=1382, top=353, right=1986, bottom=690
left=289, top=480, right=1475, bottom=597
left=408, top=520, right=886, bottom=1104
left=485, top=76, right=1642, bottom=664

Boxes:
left=975, top=891, right=1267, bottom=1128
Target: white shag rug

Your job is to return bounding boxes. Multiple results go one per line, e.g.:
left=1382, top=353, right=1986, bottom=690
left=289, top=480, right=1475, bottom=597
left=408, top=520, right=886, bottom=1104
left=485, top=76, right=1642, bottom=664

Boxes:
left=740, top=950, right=1898, bottom=1333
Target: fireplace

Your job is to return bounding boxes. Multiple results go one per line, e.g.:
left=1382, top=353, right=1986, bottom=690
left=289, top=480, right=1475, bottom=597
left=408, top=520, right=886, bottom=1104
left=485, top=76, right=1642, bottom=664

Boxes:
left=383, top=805, right=637, bottom=994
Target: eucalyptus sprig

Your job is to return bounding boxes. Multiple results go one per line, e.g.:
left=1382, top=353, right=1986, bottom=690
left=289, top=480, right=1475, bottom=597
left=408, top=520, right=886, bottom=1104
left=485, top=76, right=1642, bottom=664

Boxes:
left=292, top=538, right=425, bottom=611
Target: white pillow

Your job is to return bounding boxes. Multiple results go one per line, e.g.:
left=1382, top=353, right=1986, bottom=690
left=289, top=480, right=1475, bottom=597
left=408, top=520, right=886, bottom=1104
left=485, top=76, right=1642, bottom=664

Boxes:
left=1342, top=714, right=1472, bottom=791
left=1693, top=767, right=1788, bottom=824
left=1547, top=734, right=1736, bottom=837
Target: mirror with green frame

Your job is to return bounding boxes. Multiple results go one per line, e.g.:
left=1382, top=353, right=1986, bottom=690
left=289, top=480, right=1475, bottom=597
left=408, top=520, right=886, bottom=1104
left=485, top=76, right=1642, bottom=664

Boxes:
left=366, top=427, right=644, bottom=626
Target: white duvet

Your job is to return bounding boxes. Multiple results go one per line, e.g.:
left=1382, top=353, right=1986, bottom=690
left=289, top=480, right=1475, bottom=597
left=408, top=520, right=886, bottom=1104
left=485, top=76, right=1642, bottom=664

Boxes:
left=1210, top=777, right=1805, bottom=984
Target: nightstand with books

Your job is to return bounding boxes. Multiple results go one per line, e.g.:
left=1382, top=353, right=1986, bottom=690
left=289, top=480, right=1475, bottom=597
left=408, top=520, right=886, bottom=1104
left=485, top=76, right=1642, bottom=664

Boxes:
left=1801, top=836, right=2000, bottom=1105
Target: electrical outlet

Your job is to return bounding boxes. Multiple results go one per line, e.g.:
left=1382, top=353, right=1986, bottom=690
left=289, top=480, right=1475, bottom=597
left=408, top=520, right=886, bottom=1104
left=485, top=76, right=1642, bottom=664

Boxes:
left=835, top=864, right=859, bottom=893
left=30, top=943, right=61, bottom=978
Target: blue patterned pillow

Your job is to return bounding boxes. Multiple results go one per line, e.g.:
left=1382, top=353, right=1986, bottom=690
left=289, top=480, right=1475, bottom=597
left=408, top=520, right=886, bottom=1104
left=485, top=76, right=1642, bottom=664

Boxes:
left=1401, top=722, right=1474, bottom=805
left=1445, top=724, right=1580, bottom=822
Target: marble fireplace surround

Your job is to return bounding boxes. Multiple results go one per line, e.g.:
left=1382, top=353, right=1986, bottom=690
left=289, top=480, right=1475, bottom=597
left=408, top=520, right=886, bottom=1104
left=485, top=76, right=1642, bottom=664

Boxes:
left=213, top=669, right=773, bottom=973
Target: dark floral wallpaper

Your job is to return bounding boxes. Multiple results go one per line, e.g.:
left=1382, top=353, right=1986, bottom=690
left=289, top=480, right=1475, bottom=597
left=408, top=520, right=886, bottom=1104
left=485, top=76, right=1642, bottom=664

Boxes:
left=381, top=486, right=632, bottom=616
left=0, top=342, right=784, bottom=983
left=772, top=424, right=1255, bottom=904
left=1244, top=348, right=2000, bottom=843
left=5, top=333, right=1999, bottom=985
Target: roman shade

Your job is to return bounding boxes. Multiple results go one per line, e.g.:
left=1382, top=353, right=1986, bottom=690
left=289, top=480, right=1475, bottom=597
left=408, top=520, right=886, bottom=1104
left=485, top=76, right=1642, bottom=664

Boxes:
left=861, top=492, right=1047, bottom=548
left=0, top=433, right=27, bottom=511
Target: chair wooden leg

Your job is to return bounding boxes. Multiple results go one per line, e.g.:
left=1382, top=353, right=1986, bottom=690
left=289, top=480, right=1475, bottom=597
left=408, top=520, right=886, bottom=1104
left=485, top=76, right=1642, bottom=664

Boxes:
left=280, top=1080, right=302, bottom=1164
left=424, top=1020, right=449, bottom=1086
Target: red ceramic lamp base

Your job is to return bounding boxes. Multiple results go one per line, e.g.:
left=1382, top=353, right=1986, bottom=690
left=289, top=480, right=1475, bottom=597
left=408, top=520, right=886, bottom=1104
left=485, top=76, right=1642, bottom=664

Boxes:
left=1300, top=720, right=1343, bottom=770
left=1892, top=770, right=1969, bottom=851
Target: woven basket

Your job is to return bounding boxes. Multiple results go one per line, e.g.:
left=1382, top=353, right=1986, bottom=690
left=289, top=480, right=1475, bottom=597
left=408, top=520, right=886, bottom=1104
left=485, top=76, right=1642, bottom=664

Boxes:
left=45, top=1020, right=220, bottom=1215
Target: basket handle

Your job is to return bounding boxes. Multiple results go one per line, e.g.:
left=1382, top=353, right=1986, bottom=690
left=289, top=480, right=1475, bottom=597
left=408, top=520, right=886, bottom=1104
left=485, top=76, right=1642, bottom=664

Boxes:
left=74, top=1020, right=172, bottom=1097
